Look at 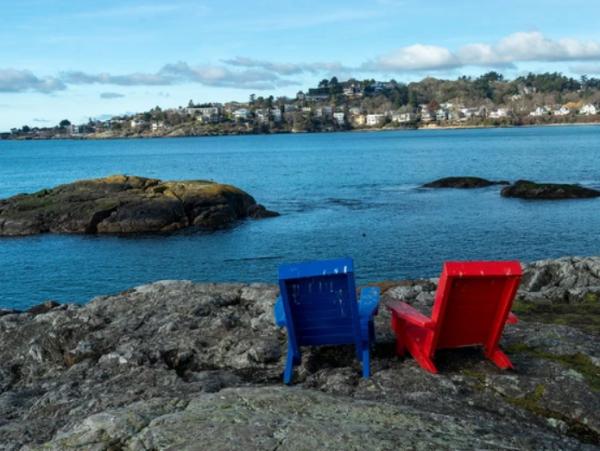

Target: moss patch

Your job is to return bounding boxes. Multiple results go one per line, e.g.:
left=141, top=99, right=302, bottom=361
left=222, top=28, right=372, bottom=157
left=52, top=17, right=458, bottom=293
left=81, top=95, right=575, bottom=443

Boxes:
left=512, top=299, right=600, bottom=335
left=584, top=292, right=599, bottom=304
left=505, top=344, right=600, bottom=392
left=508, top=383, right=545, bottom=411
left=459, top=368, right=487, bottom=390
left=505, top=384, right=599, bottom=444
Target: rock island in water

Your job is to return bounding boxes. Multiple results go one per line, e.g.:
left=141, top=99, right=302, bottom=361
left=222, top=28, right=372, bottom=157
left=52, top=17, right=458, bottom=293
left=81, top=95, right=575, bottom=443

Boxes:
left=0, top=175, right=278, bottom=236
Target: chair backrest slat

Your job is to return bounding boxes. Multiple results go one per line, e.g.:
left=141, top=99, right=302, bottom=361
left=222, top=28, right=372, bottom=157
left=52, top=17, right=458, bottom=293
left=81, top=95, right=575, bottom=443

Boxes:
left=430, top=261, right=522, bottom=351
left=278, top=258, right=359, bottom=349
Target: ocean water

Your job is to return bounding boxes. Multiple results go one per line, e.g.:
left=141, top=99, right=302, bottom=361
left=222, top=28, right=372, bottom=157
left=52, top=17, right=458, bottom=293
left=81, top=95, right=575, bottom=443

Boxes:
left=1, top=126, right=599, bottom=309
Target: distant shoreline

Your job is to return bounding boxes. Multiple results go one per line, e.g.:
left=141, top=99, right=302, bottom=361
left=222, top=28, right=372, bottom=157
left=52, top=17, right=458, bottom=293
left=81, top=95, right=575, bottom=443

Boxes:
left=3, top=120, right=600, bottom=142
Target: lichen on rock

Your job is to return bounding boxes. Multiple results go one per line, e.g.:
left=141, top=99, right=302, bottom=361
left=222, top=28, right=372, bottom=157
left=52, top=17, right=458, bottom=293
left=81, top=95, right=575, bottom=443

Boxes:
left=0, top=175, right=279, bottom=236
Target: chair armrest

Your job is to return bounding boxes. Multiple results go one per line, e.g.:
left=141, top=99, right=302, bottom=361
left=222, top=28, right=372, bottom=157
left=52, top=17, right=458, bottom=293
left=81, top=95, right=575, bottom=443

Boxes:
left=273, top=296, right=286, bottom=327
left=387, top=301, right=434, bottom=328
left=506, top=312, right=518, bottom=324
left=359, top=287, right=380, bottom=319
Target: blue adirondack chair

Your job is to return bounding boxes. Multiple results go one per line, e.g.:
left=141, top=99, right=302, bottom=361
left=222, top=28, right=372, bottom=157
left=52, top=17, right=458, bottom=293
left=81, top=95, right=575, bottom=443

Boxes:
left=273, top=258, right=380, bottom=384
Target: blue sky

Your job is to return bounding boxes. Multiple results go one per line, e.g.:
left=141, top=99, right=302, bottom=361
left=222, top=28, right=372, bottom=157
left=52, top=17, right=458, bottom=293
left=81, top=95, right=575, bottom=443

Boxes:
left=2, top=0, right=600, bottom=131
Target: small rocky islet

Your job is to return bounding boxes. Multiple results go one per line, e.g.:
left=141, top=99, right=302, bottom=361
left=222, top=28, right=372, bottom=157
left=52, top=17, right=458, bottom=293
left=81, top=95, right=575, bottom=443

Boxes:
left=424, top=176, right=600, bottom=199
left=0, top=175, right=278, bottom=236
left=501, top=179, right=600, bottom=199
left=422, top=176, right=509, bottom=188
left=0, top=257, right=599, bottom=449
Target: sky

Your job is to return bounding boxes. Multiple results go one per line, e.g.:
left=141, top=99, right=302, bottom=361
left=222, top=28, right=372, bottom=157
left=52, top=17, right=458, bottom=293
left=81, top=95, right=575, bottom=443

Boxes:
left=2, top=0, right=600, bottom=131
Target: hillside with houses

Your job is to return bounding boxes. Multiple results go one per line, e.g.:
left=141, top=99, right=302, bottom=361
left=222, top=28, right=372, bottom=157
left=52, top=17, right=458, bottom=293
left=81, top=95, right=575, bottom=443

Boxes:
left=4, top=72, right=600, bottom=140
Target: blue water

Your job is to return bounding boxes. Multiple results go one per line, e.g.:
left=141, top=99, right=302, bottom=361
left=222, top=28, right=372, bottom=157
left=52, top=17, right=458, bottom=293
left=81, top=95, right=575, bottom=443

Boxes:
left=1, top=126, right=600, bottom=309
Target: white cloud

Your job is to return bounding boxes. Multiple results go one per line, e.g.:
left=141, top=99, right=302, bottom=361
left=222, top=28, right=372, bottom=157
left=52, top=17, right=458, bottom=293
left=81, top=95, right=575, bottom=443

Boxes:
left=0, top=69, right=66, bottom=93
left=99, top=92, right=125, bottom=99
left=159, top=62, right=300, bottom=89
left=457, top=44, right=515, bottom=67
left=62, top=71, right=171, bottom=86
left=365, top=44, right=460, bottom=71
left=222, top=57, right=347, bottom=76
left=493, top=32, right=600, bottom=62
left=60, top=62, right=300, bottom=90
left=4, top=31, right=600, bottom=98
left=366, top=31, right=600, bottom=72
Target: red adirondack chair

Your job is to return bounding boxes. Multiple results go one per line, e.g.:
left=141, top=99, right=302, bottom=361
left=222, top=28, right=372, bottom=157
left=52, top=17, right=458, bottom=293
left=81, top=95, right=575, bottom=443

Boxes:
left=388, top=261, right=522, bottom=373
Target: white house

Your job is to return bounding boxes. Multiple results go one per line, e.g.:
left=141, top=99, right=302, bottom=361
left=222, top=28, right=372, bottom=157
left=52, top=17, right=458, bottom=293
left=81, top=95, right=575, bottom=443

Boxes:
left=271, top=108, right=282, bottom=122
left=65, top=124, right=80, bottom=135
left=151, top=121, right=164, bottom=132
left=232, top=108, right=250, bottom=120
left=580, top=104, right=598, bottom=116
left=489, top=108, right=510, bottom=119
left=333, top=112, right=345, bottom=125
left=459, top=107, right=480, bottom=120
left=255, top=109, right=268, bottom=123
left=130, top=119, right=146, bottom=128
left=419, top=105, right=434, bottom=122
left=553, top=106, right=571, bottom=116
left=343, top=83, right=363, bottom=97
left=436, top=108, right=449, bottom=121
left=391, top=112, right=416, bottom=123
left=199, top=106, right=220, bottom=119
left=366, top=114, right=386, bottom=126
left=186, top=106, right=220, bottom=117
left=529, top=106, right=549, bottom=117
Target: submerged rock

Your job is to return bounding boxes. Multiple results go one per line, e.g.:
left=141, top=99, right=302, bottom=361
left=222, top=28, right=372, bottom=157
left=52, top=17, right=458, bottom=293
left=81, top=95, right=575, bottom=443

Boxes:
left=1, top=258, right=599, bottom=449
left=501, top=180, right=600, bottom=200
left=0, top=175, right=278, bottom=236
left=423, top=176, right=509, bottom=188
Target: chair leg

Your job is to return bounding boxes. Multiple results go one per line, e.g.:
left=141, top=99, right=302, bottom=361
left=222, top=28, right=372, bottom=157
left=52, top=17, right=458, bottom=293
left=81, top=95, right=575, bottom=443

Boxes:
left=355, top=347, right=362, bottom=360
left=361, top=347, right=371, bottom=378
left=412, top=348, right=438, bottom=374
left=283, top=345, right=299, bottom=385
left=486, top=347, right=514, bottom=370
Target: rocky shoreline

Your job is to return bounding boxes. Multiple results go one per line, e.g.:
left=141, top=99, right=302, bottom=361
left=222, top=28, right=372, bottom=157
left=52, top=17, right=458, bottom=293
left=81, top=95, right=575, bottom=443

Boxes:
left=4, top=121, right=600, bottom=142
left=0, top=257, right=599, bottom=449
